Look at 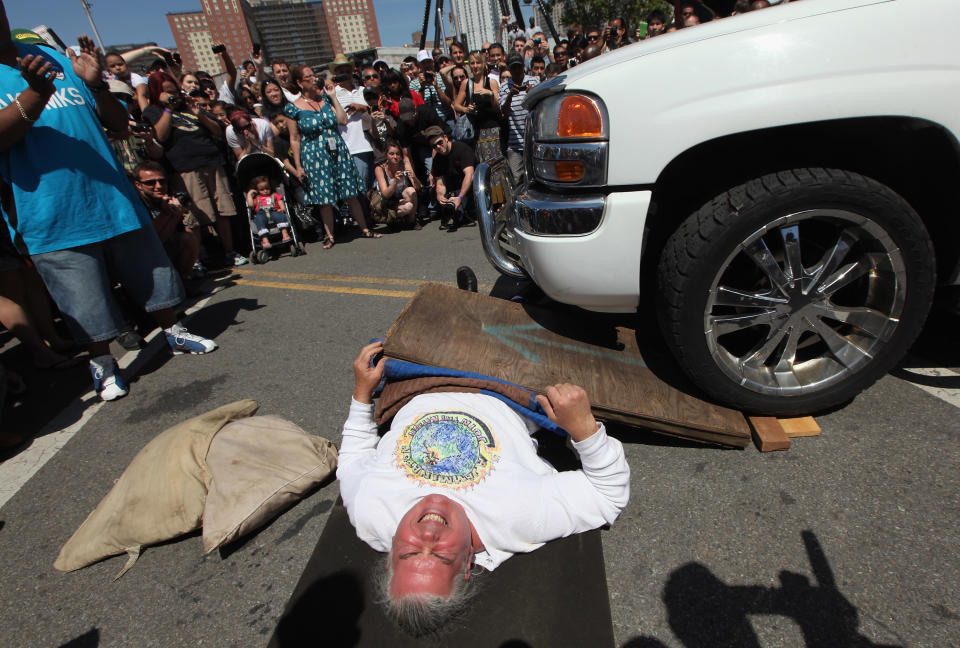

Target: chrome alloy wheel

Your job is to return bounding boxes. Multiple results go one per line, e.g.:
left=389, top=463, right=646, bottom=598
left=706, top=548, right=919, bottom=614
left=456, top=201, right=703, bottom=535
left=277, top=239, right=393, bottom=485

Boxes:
left=704, top=209, right=907, bottom=396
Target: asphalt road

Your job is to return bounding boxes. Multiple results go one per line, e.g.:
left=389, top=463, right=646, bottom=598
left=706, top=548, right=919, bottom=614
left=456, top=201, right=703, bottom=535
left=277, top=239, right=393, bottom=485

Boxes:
left=0, top=221, right=957, bottom=648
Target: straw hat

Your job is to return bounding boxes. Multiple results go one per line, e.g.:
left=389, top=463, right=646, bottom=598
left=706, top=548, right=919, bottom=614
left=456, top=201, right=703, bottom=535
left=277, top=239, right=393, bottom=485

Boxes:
left=330, top=53, right=355, bottom=70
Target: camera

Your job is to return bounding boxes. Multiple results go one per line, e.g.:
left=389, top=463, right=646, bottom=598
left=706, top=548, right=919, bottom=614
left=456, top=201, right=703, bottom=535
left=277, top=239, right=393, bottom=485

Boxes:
left=164, top=93, right=186, bottom=110
left=130, top=121, right=152, bottom=134
left=172, top=52, right=182, bottom=65
left=160, top=51, right=175, bottom=66
left=173, top=191, right=191, bottom=206
left=252, top=42, right=261, bottom=57
left=211, top=44, right=226, bottom=54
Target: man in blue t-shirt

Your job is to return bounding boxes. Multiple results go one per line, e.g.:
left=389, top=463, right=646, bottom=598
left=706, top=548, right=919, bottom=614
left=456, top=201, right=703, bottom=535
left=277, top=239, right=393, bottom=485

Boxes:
left=0, top=3, right=218, bottom=402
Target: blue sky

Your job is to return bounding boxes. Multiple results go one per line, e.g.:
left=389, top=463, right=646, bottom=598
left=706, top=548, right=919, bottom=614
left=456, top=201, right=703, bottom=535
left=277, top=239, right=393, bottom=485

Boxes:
left=4, top=0, right=522, bottom=51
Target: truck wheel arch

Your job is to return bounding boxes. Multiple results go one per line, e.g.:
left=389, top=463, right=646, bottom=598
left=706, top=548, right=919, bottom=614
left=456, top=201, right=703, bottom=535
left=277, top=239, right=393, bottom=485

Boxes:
left=641, top=116, right=960, bottom=288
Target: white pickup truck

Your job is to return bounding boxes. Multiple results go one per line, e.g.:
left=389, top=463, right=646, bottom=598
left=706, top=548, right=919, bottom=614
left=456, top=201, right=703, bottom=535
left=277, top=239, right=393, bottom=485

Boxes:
left=476, top=0, right=960, bottom=415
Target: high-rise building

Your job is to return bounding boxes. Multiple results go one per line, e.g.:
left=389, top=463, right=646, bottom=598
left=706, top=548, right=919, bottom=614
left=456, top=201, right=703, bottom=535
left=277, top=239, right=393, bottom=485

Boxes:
left=448, top=0, right=499, bottom=51
left=322, top=0, right=381, bottom=55
left=167, top=0, right=263, bottom=75
left=248, top=0, right=333, bottom=68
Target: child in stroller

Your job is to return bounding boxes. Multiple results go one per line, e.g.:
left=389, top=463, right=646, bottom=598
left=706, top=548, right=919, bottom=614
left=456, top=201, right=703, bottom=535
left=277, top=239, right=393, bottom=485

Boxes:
left=246, top=175, right=292, bottom=250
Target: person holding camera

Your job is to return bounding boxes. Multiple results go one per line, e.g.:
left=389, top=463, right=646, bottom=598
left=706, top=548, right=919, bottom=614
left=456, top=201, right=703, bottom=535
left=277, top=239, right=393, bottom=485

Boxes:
left=372, top=140, right=420, bottom=230
left=143, top=71, right=247, bottom=266
left=133, top=161, right=201, bottom=283
left=604, top=18, right=633, bottom=51
left=409, top=50, right=453, bottom=127
left=499, top=53, right=539, bottom=184
left=225, top=109, right=274, bottom=160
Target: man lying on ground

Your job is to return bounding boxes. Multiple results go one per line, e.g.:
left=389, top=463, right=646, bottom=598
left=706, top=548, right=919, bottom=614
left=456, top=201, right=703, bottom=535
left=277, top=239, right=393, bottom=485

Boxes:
left=337, top=341, right=630, bottom=635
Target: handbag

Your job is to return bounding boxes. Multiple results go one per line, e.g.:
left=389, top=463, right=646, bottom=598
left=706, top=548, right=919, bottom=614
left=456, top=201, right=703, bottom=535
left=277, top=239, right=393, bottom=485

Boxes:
left=452, top=80, right=476, bottom=141
left=452, top=112, right=475, bottom=142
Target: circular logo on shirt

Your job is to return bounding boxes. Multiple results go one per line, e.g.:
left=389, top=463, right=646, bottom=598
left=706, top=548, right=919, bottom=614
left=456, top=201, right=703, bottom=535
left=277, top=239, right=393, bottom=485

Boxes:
left=395, top=411, right=499, bottom=489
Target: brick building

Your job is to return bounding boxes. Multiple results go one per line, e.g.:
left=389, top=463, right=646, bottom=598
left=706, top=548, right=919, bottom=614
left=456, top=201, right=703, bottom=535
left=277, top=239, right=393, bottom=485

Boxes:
left=322, top=0, right=381, bottom=55
left=167, top=0, right=262, bottom=75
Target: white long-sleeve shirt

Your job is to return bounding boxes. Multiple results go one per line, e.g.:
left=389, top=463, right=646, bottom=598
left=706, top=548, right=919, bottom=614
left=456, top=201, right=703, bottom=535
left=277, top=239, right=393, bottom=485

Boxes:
left=337, top=392, right=630, bottom=571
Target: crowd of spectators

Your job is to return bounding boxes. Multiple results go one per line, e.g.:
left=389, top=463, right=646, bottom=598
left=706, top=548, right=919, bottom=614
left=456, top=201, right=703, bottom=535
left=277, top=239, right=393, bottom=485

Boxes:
left=0, top=0, right=801, bottom=443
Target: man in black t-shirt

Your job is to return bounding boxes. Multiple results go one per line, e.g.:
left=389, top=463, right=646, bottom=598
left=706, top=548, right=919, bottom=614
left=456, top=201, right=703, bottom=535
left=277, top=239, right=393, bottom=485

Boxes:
left=425, top=126, right=475, bottom=231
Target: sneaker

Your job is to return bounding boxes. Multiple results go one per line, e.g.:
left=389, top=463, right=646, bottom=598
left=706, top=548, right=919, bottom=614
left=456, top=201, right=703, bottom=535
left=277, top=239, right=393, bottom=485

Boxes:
left=229, top=252, right=249, bottom=267
left=165, top=324, right=218, bottom=355
left=90, top=355, right=129, bottom=401
left=188, top=262, right=206, bottom=280
left=116, top=330, right=144, bottom=351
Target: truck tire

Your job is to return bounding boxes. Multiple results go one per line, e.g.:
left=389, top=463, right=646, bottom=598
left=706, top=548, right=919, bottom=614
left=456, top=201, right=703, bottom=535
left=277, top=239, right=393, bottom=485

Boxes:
left=656, top=168, right=935, bottom=416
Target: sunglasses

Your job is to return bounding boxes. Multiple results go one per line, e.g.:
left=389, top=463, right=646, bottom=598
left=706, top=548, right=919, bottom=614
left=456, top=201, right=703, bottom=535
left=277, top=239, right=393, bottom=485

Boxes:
left=682, top=10, right=695, bottom=16
left=452, top=75, right=466, bottom=81
left=431, top=139, right=446, bottom=149
left=587, top=34, right=600, bottom=40
left=138, top=178, right=167, bottom=185
left=364, top=73, right=379, bottom=79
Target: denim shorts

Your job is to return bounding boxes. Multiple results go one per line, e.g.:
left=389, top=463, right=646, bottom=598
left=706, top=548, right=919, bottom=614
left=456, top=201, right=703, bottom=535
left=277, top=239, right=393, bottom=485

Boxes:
left=31, top=227, right=185, bottom=344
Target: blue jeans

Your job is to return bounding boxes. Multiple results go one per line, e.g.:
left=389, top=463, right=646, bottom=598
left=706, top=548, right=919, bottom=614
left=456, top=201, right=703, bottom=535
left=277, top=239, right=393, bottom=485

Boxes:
left=352, top=151, right=374, bottom=190
left=32, top=226, right=184, bottom=344
left=254, top=208, right=290, bottom=235
left=416, top=144, right=433, bottom=178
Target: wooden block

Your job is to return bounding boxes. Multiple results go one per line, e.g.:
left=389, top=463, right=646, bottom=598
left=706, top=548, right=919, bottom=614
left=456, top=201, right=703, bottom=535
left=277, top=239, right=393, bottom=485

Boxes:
left=749, top=416, right=791, bottom=452
left=778, top=416, right=822, bottom=437
left=384, top=284, right=753, bottom=447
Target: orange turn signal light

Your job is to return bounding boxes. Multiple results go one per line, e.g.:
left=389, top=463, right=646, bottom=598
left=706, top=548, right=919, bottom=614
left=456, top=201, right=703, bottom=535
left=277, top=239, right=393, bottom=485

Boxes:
left=554, top=160, right=585, bottom=181
left=557, top=95, right=603, bottom=138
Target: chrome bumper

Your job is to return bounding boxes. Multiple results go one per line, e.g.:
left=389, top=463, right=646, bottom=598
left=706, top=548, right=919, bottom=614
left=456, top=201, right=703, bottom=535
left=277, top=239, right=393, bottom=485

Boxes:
left=475, top=162, right=608, bottom=278
left=475, top=162, right=526, bottom=278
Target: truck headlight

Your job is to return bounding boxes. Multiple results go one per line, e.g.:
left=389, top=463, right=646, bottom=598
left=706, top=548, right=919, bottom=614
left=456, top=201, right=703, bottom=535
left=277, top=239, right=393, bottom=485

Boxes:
left=530, top=93, right=609, bottom=188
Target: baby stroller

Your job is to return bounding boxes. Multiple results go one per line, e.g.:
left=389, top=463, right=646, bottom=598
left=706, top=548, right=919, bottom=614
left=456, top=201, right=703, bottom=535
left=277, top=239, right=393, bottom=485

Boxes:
left=236, top=152, right=306, bottom=264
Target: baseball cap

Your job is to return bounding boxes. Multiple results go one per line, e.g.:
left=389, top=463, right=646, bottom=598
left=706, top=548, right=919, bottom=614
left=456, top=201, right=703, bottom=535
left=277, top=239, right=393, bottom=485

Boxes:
left=397, top=97, right=416, bottom=121
left=11, top=29, right=48, bottom=46
left=506, top=52, right=525, bottom=68
left=416, top=49, right=431, bottom=63
left=422, top=125, right=445, bottom=140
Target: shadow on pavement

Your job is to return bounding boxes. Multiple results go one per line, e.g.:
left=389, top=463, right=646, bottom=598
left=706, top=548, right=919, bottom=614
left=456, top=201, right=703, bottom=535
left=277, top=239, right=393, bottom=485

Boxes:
left=273, top=571, right=364, bottom=648
left=58, top=628, right=100, bottom=647
left=621, top=531, right=903, bottom=648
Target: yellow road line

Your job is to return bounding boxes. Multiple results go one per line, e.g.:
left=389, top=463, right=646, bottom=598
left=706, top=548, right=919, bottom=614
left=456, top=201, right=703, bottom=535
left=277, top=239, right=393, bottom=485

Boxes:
left=237, top=268, right=437, bottom=287
left=235, top=268, right=492, bottom=291
left=233, top=278, right=416, bottom=298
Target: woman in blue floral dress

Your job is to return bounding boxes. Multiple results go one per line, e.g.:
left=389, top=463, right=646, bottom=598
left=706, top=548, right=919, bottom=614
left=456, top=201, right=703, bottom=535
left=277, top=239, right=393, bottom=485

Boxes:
left=283, top=66, right=379, bottom=248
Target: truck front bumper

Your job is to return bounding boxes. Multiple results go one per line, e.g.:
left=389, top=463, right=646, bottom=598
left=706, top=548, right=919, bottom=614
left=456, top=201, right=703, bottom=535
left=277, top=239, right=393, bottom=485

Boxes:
left=476, top=163, right=652, bottom=314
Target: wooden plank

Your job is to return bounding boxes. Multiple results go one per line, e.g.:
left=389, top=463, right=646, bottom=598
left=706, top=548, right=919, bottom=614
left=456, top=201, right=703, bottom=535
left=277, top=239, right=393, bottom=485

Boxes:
left=384, top=284, right=752, bottom=447
left=779, top=416, right=822, bottom=437
left=749, top=416, right=792, bottom=452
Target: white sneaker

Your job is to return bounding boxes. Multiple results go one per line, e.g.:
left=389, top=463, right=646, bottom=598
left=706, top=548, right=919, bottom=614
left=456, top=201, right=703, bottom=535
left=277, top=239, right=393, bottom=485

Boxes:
left=89, top=355, right=129, bottom=401
left=165, top=324, right=218, bottom=355
left=230, top=252, right=249, bottom=266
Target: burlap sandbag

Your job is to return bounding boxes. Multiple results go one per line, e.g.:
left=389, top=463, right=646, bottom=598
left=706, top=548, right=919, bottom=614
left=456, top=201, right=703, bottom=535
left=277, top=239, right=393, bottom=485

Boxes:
left=201, top=415, right=338, bottom=553
left=54, top=400, right=260, bottom=576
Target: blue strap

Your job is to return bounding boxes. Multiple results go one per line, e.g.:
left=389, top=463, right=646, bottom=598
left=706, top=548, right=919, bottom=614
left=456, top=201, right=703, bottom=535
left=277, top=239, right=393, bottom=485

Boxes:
left=373, top=354, right=566, bottom=436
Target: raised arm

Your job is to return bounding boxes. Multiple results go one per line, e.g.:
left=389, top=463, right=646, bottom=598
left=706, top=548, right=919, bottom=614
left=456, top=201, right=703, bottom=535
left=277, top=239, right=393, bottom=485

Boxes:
left=338, top=341, right=387, bottom=469
left=325, top=86, right=348, bottom=125
left=70, top=35, right=128, bottom=132
left=0, top=53, right=54, bottom=153
left=216, top=43, right=238, bottom=92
